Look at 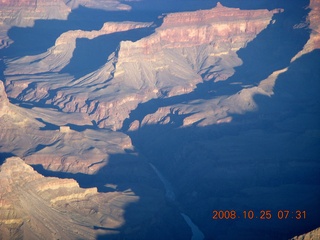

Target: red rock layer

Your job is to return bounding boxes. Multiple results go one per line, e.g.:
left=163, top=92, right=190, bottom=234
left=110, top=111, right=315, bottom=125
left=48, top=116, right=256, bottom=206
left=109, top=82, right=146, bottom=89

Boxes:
left=2, top=3, right=281, bottom=130
left=292, top=0, right=320, bottom=61
left=119, top=3, right=281, bottom=56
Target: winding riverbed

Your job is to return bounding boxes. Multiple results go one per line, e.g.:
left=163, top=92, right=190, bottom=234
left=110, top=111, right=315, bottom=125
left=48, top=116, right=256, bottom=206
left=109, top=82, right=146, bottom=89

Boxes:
left=149, top=163, right=205, bottom=240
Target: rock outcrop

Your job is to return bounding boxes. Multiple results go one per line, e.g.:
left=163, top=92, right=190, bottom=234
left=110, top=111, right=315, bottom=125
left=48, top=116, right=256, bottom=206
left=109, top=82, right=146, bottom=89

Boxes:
left=0, top=0, right=130, bottom=48
left=0, top=81, right=10, bottom=114
left=0, top=157, right=136, bottom=240
left=291, top=227, right=320, bottom=240
left=0, top=0, right=70, bottom=47
left=137, top=67, right=289, bottom=128
left=291, top=0, right=320, bottom=61
left=4, top=3, right=281, bottom=130
left=0, top=80, right=133, bottom=174
left=1, top=1, right=319, bottom=239
left=53, top=4, right=281, bottom=130
left=23, top=128, right=133, bottom=174
left=4, top=22, right=152, bottom=78
left=0, top=0, right=129, bottom=27
left=0, top=0, right=70, bottom=27
left=0, top=80, right=42, bottom=126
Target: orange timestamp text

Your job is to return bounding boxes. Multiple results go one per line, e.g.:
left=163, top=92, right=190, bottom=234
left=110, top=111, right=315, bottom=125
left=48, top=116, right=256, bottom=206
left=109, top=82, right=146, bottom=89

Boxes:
left=212, top=210, right=306, bottom=220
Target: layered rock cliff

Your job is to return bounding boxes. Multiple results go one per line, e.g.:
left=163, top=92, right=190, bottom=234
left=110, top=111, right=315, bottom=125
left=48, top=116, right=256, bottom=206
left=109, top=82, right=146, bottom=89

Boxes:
left=0, top=89, right=181, bottom=238
left=0, top=0, right=129, bottom=27
left=1, top=1, right=318, bottom=239
left=291, top=0, right=320, bottom=61
left=134, top=67, right=289, bottom=128
left=0, top=0, right=130, bottom=48
left=0, top=80, right=42, bottom=127
left=0, top=0, right=70, bottom=27
left=0, top=157, right=141, bottom=240
left=4, top=21, right=152, bottom=103
left=4, top=3, right=281, bottom=130
left=0, top=80, right=132, bottom=174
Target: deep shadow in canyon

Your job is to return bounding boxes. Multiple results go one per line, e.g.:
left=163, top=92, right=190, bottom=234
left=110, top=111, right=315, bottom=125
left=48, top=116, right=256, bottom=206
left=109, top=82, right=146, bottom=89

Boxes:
left=31, top=149, right=192, bottom=240
left=1, top=0, right=319, bottom=239
left=0, top=152, right=15, bottom=165
left=60, top=26, right=159, bottom=79
left=122, top=1, right=310, bottom=131
left=118, top=1, right=319, bottom=239
left=0, top=0, right=218, bottom=82
left=1, top=0, right=219, bottom=60
left=123, top=50, right=320, bottom=240
left=0, top=0, right=294, bottom=79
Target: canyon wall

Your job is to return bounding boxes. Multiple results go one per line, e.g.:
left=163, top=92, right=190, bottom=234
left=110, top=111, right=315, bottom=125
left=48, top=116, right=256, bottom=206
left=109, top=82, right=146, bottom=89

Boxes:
left=4, top=3, right=281, bottom=130
left=0, top=0, right=130, bottom=48
left=0, top=80, right=132, bottom=174
left=1, top=1, right=319, bottom=239
left=0, top=157, right=159, bottom=240
left=292, top=0, right=320, bottom=61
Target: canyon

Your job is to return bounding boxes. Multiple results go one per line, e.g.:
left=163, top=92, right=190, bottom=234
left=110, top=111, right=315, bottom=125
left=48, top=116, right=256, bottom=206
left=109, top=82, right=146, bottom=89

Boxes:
left=0, top=157, right=172, bottom=240
left=1, top=0, right=320, bottom=239
left=3, top=3, right=281, bottom=130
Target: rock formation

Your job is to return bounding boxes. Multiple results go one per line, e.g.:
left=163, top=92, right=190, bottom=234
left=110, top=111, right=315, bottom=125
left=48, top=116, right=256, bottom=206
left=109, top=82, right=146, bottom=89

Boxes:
left=291, top=227, right=320, bottom=240
left=0, top=0, right=70, bottom=26
left=0, top=80, right=133, bottom=174
left=0, top=80, right=43, bottom=127
left=0, top=157, right=148, bottom=240
left=0, top=81, right=10, bottom=114
left=4, top=22, right=152, bottom=77
left=0, top=0, right=130, bottom=48
left=4, top=3, right=282, bottom=130
left=1, top=0, right=319, bottom=239
left=291, top=0, right=320, bottom=61
left=0, top=0, right=129, bottom=27
left=136, top=67, right=289, bottom=128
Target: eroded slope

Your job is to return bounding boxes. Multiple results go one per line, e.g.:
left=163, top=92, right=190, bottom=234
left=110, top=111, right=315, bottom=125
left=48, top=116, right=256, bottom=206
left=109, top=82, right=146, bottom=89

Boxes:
left=0, top=157, right=140, bottom=240
left=4, top=3, right=281, bottom=130
left=0, top=80, right=132, bottom=174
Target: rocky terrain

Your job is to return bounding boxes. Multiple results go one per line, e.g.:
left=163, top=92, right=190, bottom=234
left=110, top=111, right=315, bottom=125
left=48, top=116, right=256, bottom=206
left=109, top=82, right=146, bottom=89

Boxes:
left=0, top=0, right=130, bottom=50
left=291, top=0, right=320, bottom=61
left=1, top=72, right=188, bottom=240
left=3, top=3, right=281, bottom=130
left=0, top=157, right=172, bottom=240
left=0, top=80, right=132, bottom=174
left=0, top=0, right=319, bottom=239
left=291, top=227, right=320, bottom=240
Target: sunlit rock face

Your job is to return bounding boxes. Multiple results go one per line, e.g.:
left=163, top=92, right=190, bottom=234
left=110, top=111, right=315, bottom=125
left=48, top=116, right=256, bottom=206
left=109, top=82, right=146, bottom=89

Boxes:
left=4, top=21, right=152, bottom=96
left=0, top=157, right=99, bottom=240
left=291, top=227, right=320, bottom=240
left=4, top=3, right=281, bottom=130
left=0, top=0, right=129, bottom=27
left=0, top=80, right=43, bottom=127
left=1, top=78, right=182, bottom=240
left=129, top=3, right=280, bottom=51
left=0, top=0, right=70, bottom=24
left=92, top=4, right=280, bottom=129
left=0, top=157, right=143, bottom=240
left=0, top=81, right=9, bottom=113
left=0, top=0, right=130, bottom=48
left=0, top=0, right=70, bottom=48
left=0, top=80, right=133, bottom=174
left=292, top=0, right=320, bottom=61
left=1, top=0, right=319, bottom=239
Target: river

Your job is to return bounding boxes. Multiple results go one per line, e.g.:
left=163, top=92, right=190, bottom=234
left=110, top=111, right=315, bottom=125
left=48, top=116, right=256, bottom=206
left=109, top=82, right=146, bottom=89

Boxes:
left=149, top=163, right=205, bottom=240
